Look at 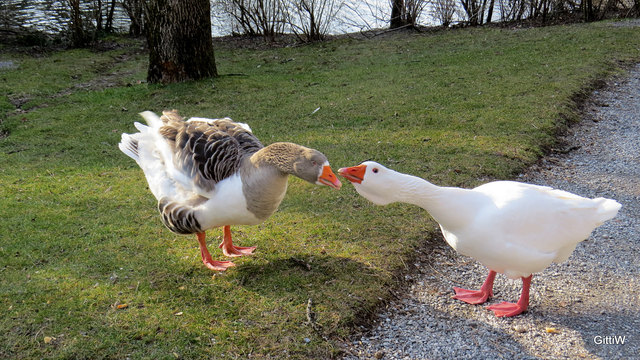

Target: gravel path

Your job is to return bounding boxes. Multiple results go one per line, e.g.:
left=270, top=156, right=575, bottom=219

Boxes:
left=343, top=64, right=640, bottom=359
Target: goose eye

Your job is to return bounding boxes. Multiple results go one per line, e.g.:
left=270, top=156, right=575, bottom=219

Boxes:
left=311, top=160, right=318, bottom=166
left=372, top=168, right=379, bottom=173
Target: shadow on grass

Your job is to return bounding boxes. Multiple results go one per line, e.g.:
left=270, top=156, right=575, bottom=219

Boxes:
left=235, top=253, right=385, bottom=297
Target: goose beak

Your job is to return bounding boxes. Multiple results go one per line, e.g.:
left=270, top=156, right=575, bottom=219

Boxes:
left=338, top=164, right=366, bottom=184
left=319, top=165, right=342, bottom=190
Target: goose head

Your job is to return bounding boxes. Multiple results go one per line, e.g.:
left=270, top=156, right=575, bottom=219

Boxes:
left=338, top=161, right=398, bottom=205
left=293, top=148, right=342, bottom=190
left=253, top=143, right=342, bottom=190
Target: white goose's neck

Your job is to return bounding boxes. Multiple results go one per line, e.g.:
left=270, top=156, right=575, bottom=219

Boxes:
left=392, top=173, right=444, bottom=209
left=388, top=172, right=473, bottom=230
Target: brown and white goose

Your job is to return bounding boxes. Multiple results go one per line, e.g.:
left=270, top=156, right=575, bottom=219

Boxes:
left=119, top=110, right=342, bottom=271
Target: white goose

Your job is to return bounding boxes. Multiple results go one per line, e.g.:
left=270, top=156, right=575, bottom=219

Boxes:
left=339, top=161, right=621, bottom=317
left=119, top=110, right=341, bottom=271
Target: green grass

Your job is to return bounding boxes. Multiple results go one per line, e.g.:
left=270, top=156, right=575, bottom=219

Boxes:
left=1, top=22, right=639, bottom=358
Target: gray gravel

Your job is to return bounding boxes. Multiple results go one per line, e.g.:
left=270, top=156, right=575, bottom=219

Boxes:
left=343, top=64, right=640, bottom=359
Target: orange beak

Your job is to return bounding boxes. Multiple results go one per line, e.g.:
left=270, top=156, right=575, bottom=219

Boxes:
left=338, top=164, right=366, bottom=184
left=319, top=165, right=342, bottom=190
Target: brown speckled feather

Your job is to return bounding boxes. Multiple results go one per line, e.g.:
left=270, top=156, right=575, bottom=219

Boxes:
left=158, top=196, right=206, bottom=234
left=158, top=110, right=263, bottom=193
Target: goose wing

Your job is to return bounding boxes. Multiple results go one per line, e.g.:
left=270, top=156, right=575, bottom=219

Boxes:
left=154, top=110, right=263, bottom=196
left=473, top=181, right=620, bottom=255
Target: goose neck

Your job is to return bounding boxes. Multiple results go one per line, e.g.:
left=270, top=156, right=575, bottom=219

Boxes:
left=393, top=174, right=443, bottom=208
left=250, top=142, right=304, bottom=174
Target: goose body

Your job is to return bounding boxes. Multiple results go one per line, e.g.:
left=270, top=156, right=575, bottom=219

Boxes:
left=339, top=161, right=621, bottom=316
left=119, top=110, right=341, bottom=271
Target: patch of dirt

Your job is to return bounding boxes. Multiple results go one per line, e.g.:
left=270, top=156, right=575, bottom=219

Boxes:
left=54, top=52, right=143, bottom=98
left=8, top=95, right=32, bottom=109
left=4, top=44, right=145, bottom=119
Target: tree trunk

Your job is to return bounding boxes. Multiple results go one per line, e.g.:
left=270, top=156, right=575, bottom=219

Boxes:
left=123, top=0, right=145, bottom=36
left=390, top=0, right=405, bottom=28
left=68, top=0, right=87, bottom=47
left=146, top=0, right=218, bottom=84
left=485, top=0, right=494, bottom=24
left=460, top=0, right=480, bottom=25
left=583, top=0, right=594, bottom=21
left=105, top=0, right=117, bottom=32
left=95, top=0, right=103, bottom=32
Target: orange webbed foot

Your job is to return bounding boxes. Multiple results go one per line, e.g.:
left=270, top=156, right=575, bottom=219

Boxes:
left=452, top=287, right=493, bottom=305
left=486, top=274, right=532, bottom=317
left=452, top=270, right=496, bottom=305
left=197, top=232, right=236, bottom=272
left=219, top=243, right=257, bottom=257
left=486, top=301, right=527, bottom=317
left=202, top=259, right=236, bottom=272
left=219, top=225, right=256, bottom=258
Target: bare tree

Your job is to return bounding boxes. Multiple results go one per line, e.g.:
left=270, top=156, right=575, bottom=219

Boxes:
left=582, top=0, right=595, bottom=20
left=499, top=0, right=524, bottom=21
left=105, top=0, right=117, bottom=31
left=459, top=0, right=485, bottom=25
left=404, top=0, right=428, bottom=26
left=146, top=0, right=218, bottom=83
left=389, top=0, right=428, bottom=28
left=484, top=0, right=495, bottom=23
left=91, top=0, right=117, bottom=32
left=214, top=0, right=288, bottom=39
left=122, top=0, right=145, bottom=36
left=339, top=1, right=388, bottom=33
left=432, top=0, right=457, bottom=26
left=67, top=0, right=89, bottom=46
left=390, top=0, right=405, bottom=27
left=288, top=0, right=343, bottom=41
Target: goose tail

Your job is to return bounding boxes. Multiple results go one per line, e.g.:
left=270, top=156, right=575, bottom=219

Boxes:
left=119, top=132, right=141, bottom=162
left=119, top=113, right=176, bottom=201
left=595, top=198, right=622, bottom=225
left=139, top=111, right=163, bottom=129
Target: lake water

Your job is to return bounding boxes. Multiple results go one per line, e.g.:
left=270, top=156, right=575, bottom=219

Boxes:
left=2, top=0, right=477, bottom=38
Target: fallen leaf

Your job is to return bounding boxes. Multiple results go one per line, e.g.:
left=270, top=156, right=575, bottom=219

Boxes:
left=545, top=327, right=561, bottom=334
left=44, top=336, right=56, bottom=344
left=117, top=304, right=128, bottom=309
left=174, top=311, right=183, bottom=316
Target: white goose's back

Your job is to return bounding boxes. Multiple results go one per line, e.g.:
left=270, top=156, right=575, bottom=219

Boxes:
left=438, top=181, right=620, bottom=278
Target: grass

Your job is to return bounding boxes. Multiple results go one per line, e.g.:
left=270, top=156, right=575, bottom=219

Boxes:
left=1, top=21, right=639, bottom=359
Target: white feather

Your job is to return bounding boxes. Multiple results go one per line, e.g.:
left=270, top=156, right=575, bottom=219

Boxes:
left=139, top=111, right=163, bottom=129
left=118, top=132, right=140, bottom=161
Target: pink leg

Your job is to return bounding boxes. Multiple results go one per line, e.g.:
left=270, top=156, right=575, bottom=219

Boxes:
left=218, top=225, right=256, bottom=257
left=196, top=232, right=235, bottom=271
left=486, top=275, right=532, bottom=317
left=452, top=270, right=497, bottom=305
